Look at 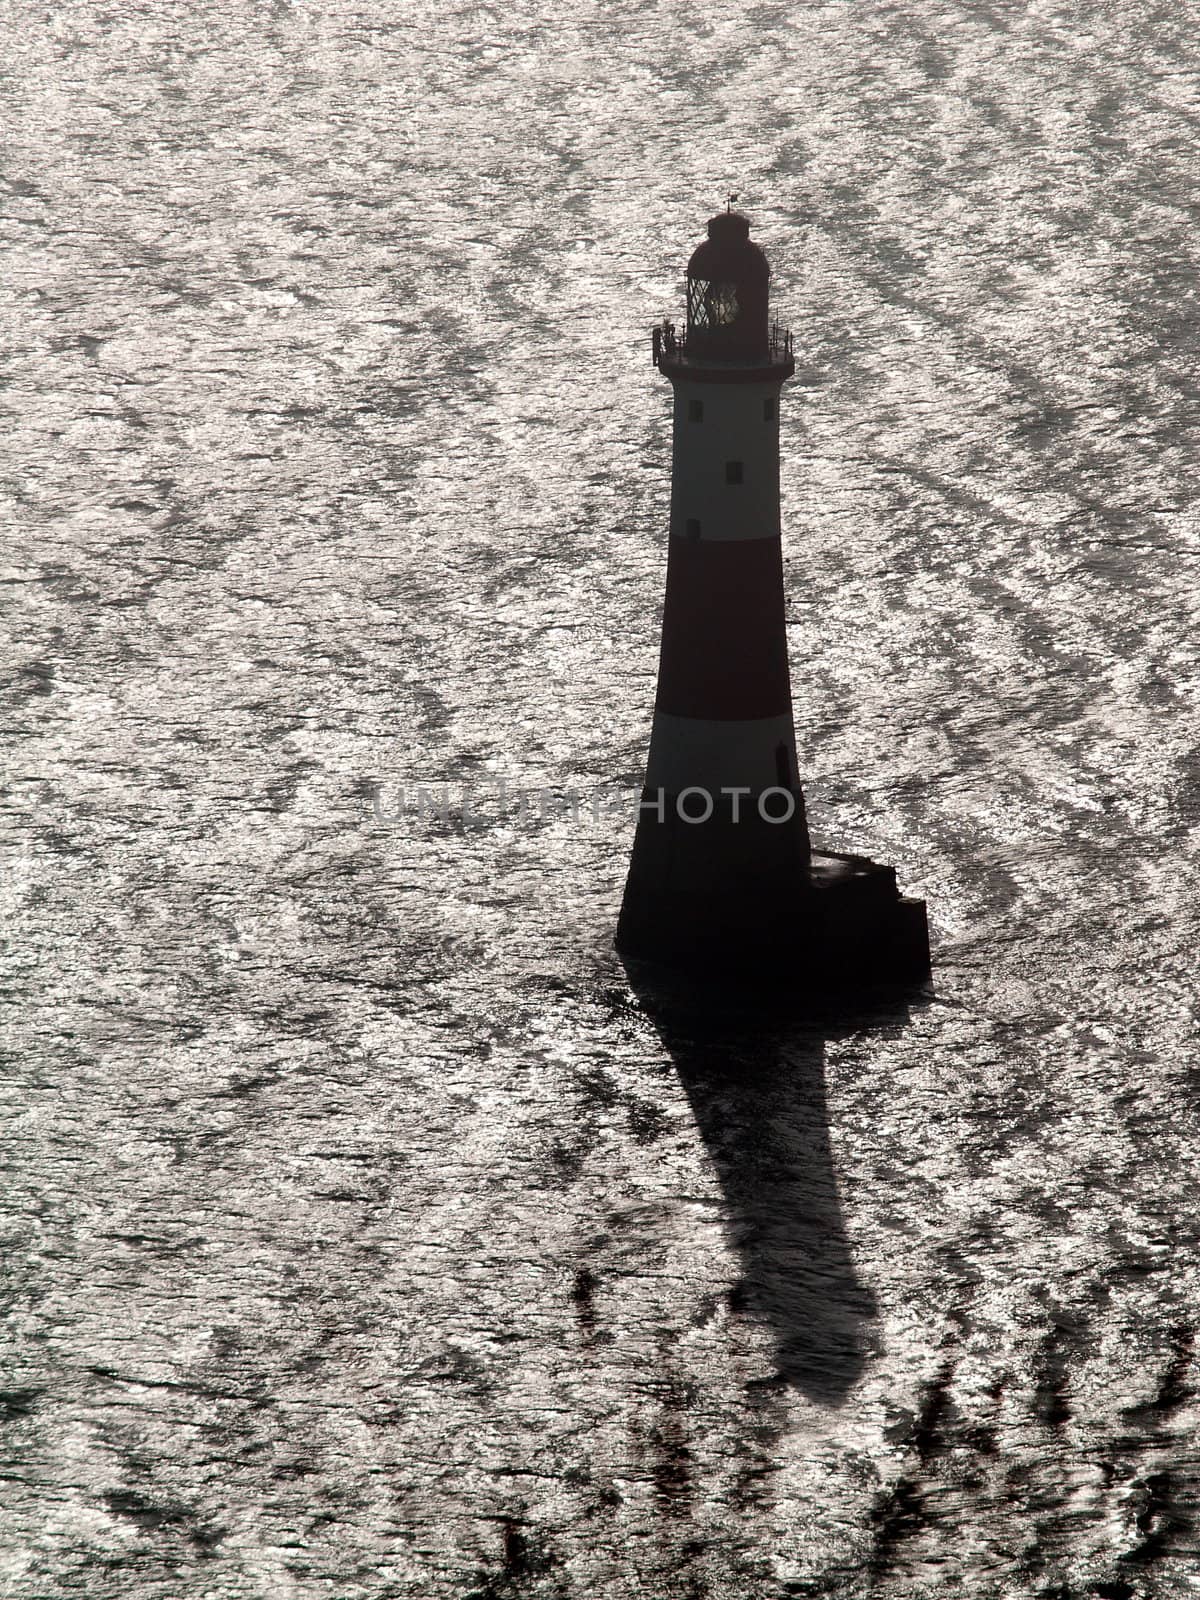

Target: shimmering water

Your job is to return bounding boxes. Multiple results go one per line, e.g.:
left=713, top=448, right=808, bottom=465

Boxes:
left=4, top=1, right=1200, bottom=1595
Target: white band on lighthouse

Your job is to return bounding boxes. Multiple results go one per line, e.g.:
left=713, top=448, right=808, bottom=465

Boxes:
left=669, top=379, right=783, bottom=544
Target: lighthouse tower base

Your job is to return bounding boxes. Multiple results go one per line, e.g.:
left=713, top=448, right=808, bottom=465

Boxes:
left=616, top=835, right=929, bottom=988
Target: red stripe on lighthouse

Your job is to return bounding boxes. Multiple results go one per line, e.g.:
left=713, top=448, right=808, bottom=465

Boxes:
left=654, top=535, right=793, bottom=720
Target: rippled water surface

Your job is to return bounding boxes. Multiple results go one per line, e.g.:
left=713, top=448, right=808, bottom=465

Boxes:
left=5, top=1, right=1200, bottom=1595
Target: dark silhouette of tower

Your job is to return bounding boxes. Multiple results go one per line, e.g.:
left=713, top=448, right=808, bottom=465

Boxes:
left=617, top=210, right=929, bottom=984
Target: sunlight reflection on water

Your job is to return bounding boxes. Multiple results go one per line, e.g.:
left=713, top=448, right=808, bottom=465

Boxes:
left=4, top=1, right=1200, bottom=1594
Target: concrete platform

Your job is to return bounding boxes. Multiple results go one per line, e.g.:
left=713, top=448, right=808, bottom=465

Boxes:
left=616, top=845, right=930, bottom=987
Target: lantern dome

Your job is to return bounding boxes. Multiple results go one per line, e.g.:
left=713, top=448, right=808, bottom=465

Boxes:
left=685, top=211, right=771, bottom=363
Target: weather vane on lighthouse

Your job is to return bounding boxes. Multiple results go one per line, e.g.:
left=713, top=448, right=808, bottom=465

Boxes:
left=618, top=208, right=930, bottom=985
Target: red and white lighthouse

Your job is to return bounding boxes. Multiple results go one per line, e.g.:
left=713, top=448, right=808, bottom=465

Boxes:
left=617, top=209, right=929, bottom=983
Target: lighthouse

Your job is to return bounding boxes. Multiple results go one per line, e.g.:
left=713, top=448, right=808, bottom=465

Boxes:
left=617, top=209, right=930, bottom=984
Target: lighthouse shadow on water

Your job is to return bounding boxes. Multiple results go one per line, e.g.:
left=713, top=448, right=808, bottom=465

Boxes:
left=621, top=958, right=913, bottom=1401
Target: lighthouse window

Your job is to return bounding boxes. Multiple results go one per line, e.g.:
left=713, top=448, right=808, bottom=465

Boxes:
left=763, top=398, right=776, bottom=421
left=685, top=518, right=701, bottom=541
left=725, top=460, right=744, bottom=485
left=688, top=399, right=704, bottom=423
left=688, top=277, right=740, bottom=329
